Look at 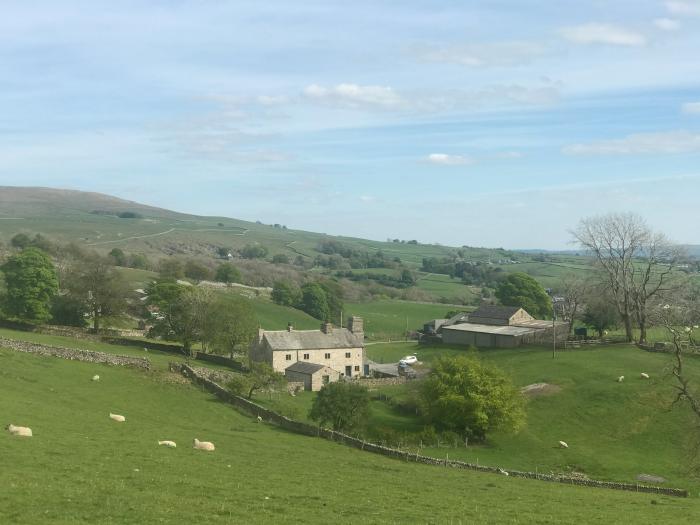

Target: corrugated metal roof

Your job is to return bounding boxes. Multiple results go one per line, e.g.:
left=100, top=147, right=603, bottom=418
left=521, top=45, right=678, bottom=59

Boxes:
left=285, top=361, right=326, bottom=374
left=441, top=322, right=541, bottom=336
left=264, top=328, right=363, bottom=351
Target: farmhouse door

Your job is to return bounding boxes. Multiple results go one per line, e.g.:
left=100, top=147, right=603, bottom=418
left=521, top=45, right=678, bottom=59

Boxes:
left=345, top=365, right=352, bottom=377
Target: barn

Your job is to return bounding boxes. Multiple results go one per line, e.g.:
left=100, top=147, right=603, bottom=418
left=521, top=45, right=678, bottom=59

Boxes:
left=439, top=305, right=568, bottom=348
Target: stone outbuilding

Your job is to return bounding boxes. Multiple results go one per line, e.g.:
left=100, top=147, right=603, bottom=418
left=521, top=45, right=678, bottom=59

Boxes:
left=439, top=305, right=568, bottom=348
left=250, top=316, right=367, bottom=381
left=284, top=361, right=341, bottom=391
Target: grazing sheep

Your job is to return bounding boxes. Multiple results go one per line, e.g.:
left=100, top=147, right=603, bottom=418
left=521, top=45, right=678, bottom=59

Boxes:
left=257, top=416, right=263, bottom=423
left=617, top=376, right=625, bottom=383
left=498, top=468, right=509, bottom=476
left=109, top=413, right=126, bottom=422
left=640, top=372, right=650, bottom=379
left=6, top=424, right=32, bottom=437
left=558, top=441, right=569, bottom=449
left=92, top=375, right=100, bottom=381
left=158, top=440, right=177, bottom=448
left=193, top=438, right=215, bottom=451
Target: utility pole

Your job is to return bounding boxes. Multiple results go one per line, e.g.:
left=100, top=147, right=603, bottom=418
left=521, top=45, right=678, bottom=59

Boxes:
left=552, top=299, right=557, bottom=359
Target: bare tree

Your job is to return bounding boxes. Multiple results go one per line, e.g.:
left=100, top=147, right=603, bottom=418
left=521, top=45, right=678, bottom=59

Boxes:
left=572, top=213, right=680, bottom=343
left=558, top=273, right=589, bottom=335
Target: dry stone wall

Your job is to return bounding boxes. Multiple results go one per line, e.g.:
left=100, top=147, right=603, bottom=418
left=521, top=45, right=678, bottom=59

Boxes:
left=0, top=337, right=150, bottom=369
left=174, top=363, right=688, bottom=498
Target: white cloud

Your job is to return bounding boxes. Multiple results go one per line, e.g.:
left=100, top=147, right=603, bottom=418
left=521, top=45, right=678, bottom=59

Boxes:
left=416, top=41, right=546, bottom=67
left=666, top=1, right=700, bottom=16
left=426, top=153, right=473, bottom=165
left=359, top=195, right=375, bottom=202
left=563, top=130, right=700, bottom=155
left=558, top=23, right=646, bottom=46
left=682, top=102, right=700, bottom=114
left=653, top=18, right=681, bottom=31
left=303, top=83, right=405, bottom=110
left=256, top=95, right=289, bottom=106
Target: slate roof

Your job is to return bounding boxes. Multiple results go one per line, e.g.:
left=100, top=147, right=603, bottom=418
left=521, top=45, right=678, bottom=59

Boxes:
left=285, top=361, right=326, bottom=375
left=263, top=328, right=363, bottom=351
left=469, top=305, right=523, bottom=320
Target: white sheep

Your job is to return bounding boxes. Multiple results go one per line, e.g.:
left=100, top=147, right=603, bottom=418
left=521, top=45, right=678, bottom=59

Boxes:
left=617, top=376, right=624, bottom=383
left=92, top=375, right=100, bottom=381
left=158, top=440, right=177, bottom=448
left=498, top=468, right=509, bottom=476
left=640, top=372, right=650, bottom=379
left=193, top=438, right=215, bottom=451
left=109, top=413, right=126, bottom=422
left=6, top=424, right=33, bottom=437
left=558, top=440, right=569, bottom=449
left=257, top=416, right=263, bottom=423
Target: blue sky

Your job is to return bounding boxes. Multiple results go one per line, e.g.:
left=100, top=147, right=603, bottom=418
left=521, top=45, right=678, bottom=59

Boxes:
left=1, top=0, right=699, bottom=249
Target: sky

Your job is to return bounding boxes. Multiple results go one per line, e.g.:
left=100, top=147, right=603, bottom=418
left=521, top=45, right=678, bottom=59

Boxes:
left=1, top=0, right=699, bottom=249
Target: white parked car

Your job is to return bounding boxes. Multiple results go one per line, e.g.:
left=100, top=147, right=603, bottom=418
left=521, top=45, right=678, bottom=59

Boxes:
left=399, top=355, right=418, bottom=365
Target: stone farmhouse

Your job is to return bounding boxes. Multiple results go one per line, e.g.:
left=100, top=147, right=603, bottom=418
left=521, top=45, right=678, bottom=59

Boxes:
left=250, top=316, right=367, bottom=391
left=435, top=305, right=568, bottom=348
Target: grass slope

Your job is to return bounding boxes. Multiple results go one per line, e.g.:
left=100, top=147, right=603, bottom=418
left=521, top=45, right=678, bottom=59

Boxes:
left=2, top=347, right=699, bottom=523
left=364, top=343, right=700, bottom=491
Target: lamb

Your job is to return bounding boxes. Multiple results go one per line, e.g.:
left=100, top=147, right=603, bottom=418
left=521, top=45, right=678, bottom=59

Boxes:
left=193, top=438, right=215, bottom=451
left=92, top=375, right=100, bottom=381
left=158, top=440, right=177, bottom=448
left=6, top=424, right=33, bottom=437
left=640, top=372, right=650, bottom=379
left=558, top=441, right=569, bottom=449
left=109, top=413, right=126, bottom=422
left=617, top=376, right=625, bottom=383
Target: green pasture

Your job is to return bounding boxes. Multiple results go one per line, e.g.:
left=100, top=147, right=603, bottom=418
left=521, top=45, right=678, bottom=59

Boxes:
left=3, top=347, right=700, bottom=523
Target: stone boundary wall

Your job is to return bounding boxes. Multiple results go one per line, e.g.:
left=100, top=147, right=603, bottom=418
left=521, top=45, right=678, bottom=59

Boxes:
left=104, top=337, right=246, bottom=371
left=173, top=363, right=688, bottom=498
left=356, top=377, right=407, bottom=388
left=0, top=337, right=150, bottom=369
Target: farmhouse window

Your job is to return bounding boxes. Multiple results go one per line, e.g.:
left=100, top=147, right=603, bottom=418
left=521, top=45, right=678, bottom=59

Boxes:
left=354, top=365, right=360, bottom=372
left=324, top=353, right=331, bottom=359
left=303, top=353, right=309, bottom=360
left=285, top=354, right=292, bottom=361
left=345, top=352, right=351, bottom=358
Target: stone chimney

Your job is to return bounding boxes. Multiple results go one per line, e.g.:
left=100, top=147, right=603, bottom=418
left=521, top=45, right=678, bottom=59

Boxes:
left=320, top=322, right=333, bottom=334
left=347, top=316, right=364, bottom=336
left=287, top=322, right=294, bottom=332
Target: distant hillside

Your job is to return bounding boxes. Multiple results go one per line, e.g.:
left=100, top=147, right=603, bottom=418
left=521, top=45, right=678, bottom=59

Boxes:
left=0, top=186, right=503, bottom=266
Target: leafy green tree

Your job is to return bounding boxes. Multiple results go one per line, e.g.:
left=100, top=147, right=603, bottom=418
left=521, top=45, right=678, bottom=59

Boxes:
left=128, top=253, right=150, bottom=270
left=582, top=297, right=620, bottom=337
left=309, top=382, right=371, bottom=432
left=495, top=272, right=552, bottom=318
left=10, top=233, right=31, bottom=249
left=215, top=263, right=241, bottom=284
left=64, top=253, right=130, bottom=331
left=300, top=282, right=330, bottom=321
left=145, top=279, right=187, bottom=310
left=271, top=280, right=302, bottom=307
left=184, top=260, right=212, bottom=282
left=158, top=258, right=184, bottom=279
left=227, top=362, right=286, bottom=399
left=209, top=298, right=258, bottom=356
left=50, top=295, right=88, bottom=327
left=240, top=244, right=269, bottom=259
left=319, top=280, right=344, bottom=325
left=272, top=254, right=290, bottom=264
left=0, top=248, right=59, bottom=323
left=151, top=286, right=215, bottom=358
left=216, top=246, right=231, bottom=258
left=109, top=248, right=127, bottom=266
left=420, top=355, right=525, bottom=442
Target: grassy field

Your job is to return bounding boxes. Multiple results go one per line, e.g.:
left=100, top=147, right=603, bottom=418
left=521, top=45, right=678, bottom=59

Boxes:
left=298, top=341, right=700, bottom=492
left=344, top=300, right=462, bottom=340
left=3, top=346, right=700, bottom=523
